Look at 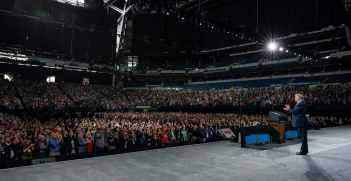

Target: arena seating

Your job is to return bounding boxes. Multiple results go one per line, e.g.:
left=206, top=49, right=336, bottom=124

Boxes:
left=214, top=81, right=252, bottom=90
left=168, top=63, right=187, bottom=70
left=123, top=81, right=146, bottom=88
left=147, top=81, right=163, bottom=86
left=163, top=82, right=185, bottom=88
left=186, top=83, right=219, bottom=91
left=271, top=54, right=298, bottom=60
left=324, top=73, right=351, bottom=83
left=260, top=61, right=297, bottom=68
left=246, top=77, right=292, bottom=88
left=291, top=76, right=329, bottom=83
left=160, top=73, right=186, bottom=76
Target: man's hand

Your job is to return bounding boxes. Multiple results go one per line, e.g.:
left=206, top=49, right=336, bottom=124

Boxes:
left=283, top=104, right=290, bottom=111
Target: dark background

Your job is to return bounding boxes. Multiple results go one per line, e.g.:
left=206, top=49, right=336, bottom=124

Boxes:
left=0, top=64, right=113, bottom=85
left=132, top=0, right=343, bottom=52
left=0, top=0, right=115, bottom=59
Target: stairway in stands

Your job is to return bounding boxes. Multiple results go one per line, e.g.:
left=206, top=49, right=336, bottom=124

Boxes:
left=11, top=82, right=25, bottom=109
left=242, top=81, right=253, bottom=88
left=320, top=77, right=330, bottom=84
left=56, top=83, right=79, bottom=108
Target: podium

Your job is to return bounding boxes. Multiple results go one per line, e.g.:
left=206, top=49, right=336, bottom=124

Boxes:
left=268, top=111, right=287, bottom=144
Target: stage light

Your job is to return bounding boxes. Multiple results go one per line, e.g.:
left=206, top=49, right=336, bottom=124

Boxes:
left=279, top=47, right=283, bottom=51
left=167, top=12, right=169, bottom=15
left=268, top=43, right=277, bottom=51
left=199, top=23, right=201, bottom=25
left=182, top=17, right=184, bottom=20
left=286, top=50, right=288, bottom=53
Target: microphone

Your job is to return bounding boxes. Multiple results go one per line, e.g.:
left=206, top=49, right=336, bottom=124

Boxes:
left=272, top=103, right=276, bottom=112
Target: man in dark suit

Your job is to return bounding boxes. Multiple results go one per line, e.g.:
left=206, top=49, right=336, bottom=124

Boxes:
left=284, top=94, right=309, bottom=155
left=1, top=136, right=14, bottom=161
left=136, top=128, right=145, bottom=146
left=62, top=130, right=72, bottom=155
left=77, top=132, right=87, bottom=153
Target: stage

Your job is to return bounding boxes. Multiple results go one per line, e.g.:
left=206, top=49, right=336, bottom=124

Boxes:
left=2, top=126, right=351, bottom=181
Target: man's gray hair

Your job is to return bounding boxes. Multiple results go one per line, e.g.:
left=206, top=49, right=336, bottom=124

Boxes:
left=295, top=94, right=304, bottom=100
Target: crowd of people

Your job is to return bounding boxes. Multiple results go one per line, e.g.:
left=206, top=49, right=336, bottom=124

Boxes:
left=125, top=89, right=148, bottom=106
left=166, top=83, right=351, bottom=107
left=1, top=109, right=350, bottom=162
left=60, top=83, right=131, bottom=110
left=14, top=80, right=73, bottom=111
left=0, top=78, right=22, bottom=110
left=146, top=90, right=177, bottom=106
left=167, top=88, right=274, bottom=106
left=1, top=78, right=350, bottom=111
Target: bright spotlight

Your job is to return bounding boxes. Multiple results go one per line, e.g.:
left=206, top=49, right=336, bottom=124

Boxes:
left=279, top=47, right=283, bottom=51
left=268, top=43, right=277, bottom=51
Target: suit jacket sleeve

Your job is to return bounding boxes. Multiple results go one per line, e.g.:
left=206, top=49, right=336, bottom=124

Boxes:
left=288, top=103, right=303, bottom=115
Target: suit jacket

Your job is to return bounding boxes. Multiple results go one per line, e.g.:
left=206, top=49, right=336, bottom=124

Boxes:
left=136, top=131, right=145, bottom=146
left=1, top=142, right=14, bottom=160
left=150, top=136, right=159, bottom=146
left=168, top=131, right=175, bottom=143
left=62, top=135, right=73, bottom=154
left=288, top=101, right=308, bottom=127
left=119, top=134, right=128, bottom=147
left=76, top=136, right=86, bottom=153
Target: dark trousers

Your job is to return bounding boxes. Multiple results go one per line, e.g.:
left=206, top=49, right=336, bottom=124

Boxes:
left=296, top=126, right=308, bottom=154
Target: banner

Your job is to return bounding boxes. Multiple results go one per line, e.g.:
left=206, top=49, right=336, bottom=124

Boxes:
left=218, top=128, right=234, bottom=139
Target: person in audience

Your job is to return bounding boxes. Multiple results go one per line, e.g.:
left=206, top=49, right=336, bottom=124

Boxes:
left=107, top=132, right=116, bottom=151
left=128, top=131, right=137, bottom=147
left=85, top=131, right=94, bottom=153
left=69, top=130, right=76, bottom=154
left=137, top=128, right=145, bottom=146
left=120, top=129, right=128, bottom=148
left=168, top=127, right=176, bottom=144
left=48, top=132, right=62, bottom=156
left=62, top=130, right=72, bottom=155
left=160, top=128, right=169, bottom=148
left=21, top=136, right=34, bottom=160
left=95, top=129, right=105, bottom=151
left=1, top=136, right=14, bottom=161
left=77, top=132, right=86, bottom=153
left=12, top=133, right=22, bottom=160
left=181, top=128, right=187, bottom=143
left=33, top=135, right=47, bottom=158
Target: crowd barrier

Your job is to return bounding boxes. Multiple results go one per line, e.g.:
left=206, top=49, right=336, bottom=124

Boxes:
left=0, top=138, right=220, bottom=169
left=240, top=126, right=271, bottom=147
left=285, top=124, right=298, bottom=139
left=240, top=124, right=298, bottom=147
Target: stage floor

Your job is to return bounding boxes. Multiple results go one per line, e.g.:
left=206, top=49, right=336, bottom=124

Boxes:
left=2, top=126, right=351, bottom=181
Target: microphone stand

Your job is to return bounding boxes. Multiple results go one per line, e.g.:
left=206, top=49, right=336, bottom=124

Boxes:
left=239, top=102, right=242, bottom=128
